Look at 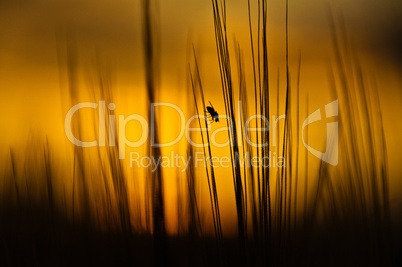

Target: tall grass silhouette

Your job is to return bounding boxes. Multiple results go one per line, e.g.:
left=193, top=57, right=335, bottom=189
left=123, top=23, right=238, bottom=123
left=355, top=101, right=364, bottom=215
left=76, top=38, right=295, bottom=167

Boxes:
left=189, top=0, right=392, bottom=265
left=0, top=0, right=395, bottom=266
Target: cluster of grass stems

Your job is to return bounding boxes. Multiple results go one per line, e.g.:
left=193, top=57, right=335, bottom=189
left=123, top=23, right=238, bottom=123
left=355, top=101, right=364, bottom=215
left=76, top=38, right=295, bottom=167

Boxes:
left=187, top=0, right=392, bottom=265
left=0, top=0, right=393, bottom=265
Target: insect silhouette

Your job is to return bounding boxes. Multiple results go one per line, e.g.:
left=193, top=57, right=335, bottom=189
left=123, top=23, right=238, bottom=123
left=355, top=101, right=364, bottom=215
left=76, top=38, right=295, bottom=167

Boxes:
left=206, top=101, right=219, bottom=122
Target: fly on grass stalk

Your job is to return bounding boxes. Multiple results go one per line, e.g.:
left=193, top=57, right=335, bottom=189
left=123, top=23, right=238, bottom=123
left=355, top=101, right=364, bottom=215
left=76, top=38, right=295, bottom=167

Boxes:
left=211, top=0, right=246, bottom=251
left=190, top=49, right=223, bottom=243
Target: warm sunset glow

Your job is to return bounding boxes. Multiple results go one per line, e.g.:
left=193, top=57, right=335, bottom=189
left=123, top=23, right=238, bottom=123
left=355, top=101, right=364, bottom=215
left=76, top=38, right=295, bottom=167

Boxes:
left=1, top=0, right=401, bottom=265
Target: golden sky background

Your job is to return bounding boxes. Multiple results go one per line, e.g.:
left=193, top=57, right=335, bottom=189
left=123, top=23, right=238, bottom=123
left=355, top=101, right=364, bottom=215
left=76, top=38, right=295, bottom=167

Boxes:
left=0, top=0, right=402, bottom=235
